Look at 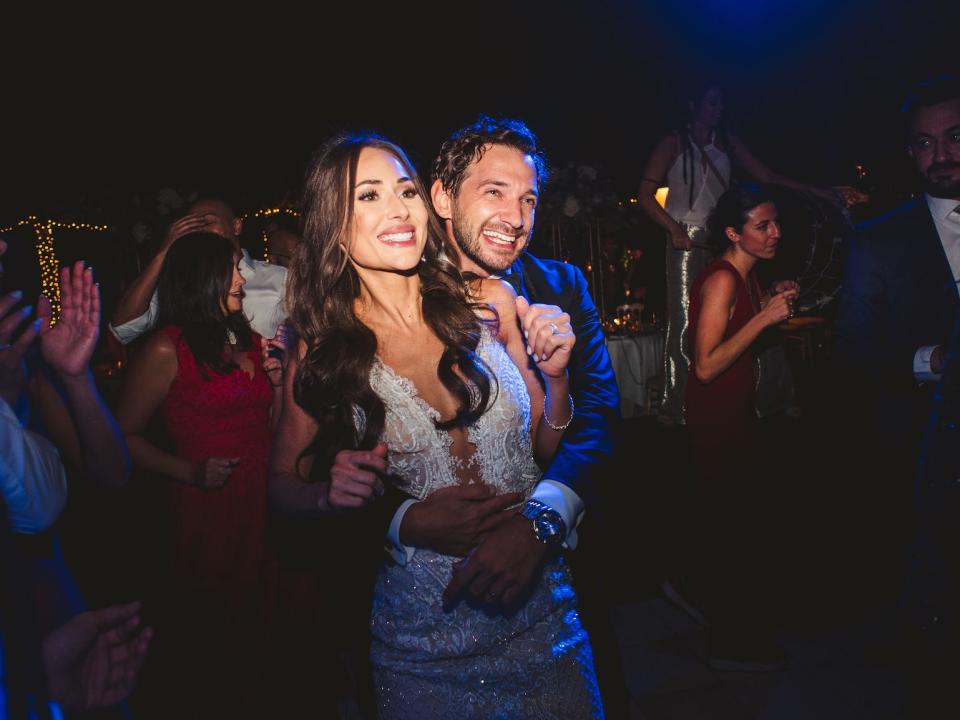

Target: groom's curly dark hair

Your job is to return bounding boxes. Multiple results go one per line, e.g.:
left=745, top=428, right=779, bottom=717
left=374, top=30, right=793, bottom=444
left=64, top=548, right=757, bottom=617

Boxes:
left=431, top=115, right=550, bottom=196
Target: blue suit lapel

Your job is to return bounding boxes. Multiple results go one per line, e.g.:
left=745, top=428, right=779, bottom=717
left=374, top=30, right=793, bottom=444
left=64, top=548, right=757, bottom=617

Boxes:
left=505, top=258, right=527, bottom=297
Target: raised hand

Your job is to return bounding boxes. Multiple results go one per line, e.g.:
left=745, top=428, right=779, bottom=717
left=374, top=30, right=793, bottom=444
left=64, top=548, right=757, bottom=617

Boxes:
left=515, top=297, right=575, bottom=379
left=39, top=261, right=99, bottom=379
left=325, top=442, right=388, bottom=511
left=160, top=213, right=209, bottom=252
left=42, top=601, right=153, bottom=710
left=192, top=457, right=240, bottom=490
left=0, top=289, right=42, bottom=406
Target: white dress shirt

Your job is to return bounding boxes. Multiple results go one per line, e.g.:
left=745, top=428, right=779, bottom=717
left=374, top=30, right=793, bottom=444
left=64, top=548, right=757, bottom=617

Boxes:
left=914, top=195, right=960, bottom=381
left=109, top=249, right=288, bottom=343
left=0, top=398, right=68, bottom=534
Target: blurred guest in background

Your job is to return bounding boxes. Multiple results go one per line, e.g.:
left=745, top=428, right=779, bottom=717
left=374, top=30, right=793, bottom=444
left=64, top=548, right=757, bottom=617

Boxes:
left=639, top=79, right=851, bottom=427
left=1, top=237, right=150, bottom=716
left=833, top=74, right=960, bottom=643
left=266, top=225, right=301, bottom=269
left=683, top=184, right=798, bottom=671
left=116, top=233, right=284, bottom=718
left=110, top=197, right=287, bottom=345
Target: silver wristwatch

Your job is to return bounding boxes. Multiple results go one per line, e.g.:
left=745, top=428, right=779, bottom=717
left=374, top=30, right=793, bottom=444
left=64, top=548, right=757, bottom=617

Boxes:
left=520, top=499, right=566, bottom=546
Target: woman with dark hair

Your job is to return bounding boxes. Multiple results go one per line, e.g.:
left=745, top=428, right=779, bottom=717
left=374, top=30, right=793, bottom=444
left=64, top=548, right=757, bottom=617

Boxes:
left=116, top=232, right=284, bottom=716
left=268, top=132, right=602, bottom=719
left=639, top=80, right=850, bottom=427
left=683, top=184, right=798, bottom=671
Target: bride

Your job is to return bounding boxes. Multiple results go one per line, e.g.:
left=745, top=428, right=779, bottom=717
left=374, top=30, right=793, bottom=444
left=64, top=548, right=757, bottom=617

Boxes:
left=268, top=132, right=602, bottom=719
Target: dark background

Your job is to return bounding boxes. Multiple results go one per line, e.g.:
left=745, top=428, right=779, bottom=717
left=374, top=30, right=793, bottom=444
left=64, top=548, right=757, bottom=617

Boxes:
left=8, top=0, right=958, bottom=220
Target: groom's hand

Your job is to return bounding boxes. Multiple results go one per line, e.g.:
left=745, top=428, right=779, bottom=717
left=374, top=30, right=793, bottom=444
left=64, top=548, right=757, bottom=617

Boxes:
left=399, top=484, right=522, bottom=557
left=443, top=515, right=548, bottom=611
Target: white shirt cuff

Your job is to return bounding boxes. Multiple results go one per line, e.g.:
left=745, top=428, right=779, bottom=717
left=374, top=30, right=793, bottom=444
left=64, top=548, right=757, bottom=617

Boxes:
left=386, top=498, right=417, bottom=566
left=109, top=292, right=160, bottom=345
left=530, top=479, right=585, bottom=549
left=914, top=345, right=942, bottom=382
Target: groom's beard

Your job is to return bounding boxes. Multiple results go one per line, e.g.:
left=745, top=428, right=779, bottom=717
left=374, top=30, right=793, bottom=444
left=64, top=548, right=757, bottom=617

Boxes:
left=450, top=209, right=531, bottom=276
left=921, top=160, right=960, bottom=199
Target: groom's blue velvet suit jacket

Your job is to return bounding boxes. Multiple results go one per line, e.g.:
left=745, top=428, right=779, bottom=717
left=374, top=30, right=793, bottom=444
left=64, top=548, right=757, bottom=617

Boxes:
left=504, top=253, right=620, bottom=512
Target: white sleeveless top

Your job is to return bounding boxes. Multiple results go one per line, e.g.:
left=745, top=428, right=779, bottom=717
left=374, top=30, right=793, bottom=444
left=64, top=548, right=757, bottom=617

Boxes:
left=664, top=132, right=731, bottom=226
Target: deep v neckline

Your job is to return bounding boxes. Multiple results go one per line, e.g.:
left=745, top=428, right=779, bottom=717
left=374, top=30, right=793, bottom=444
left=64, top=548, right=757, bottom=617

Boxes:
left=374, top=357, right=446, bottom=424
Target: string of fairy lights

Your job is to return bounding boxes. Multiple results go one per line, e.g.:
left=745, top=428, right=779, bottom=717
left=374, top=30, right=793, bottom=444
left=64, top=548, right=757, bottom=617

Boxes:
left=0, top=209, right=297, bottom=323
left=242, top=207, right=300, bottom=260
left=0, top=217, right=110, bottom=324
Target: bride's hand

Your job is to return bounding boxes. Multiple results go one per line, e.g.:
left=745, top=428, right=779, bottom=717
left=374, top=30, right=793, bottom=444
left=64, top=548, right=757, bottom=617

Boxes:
left=516, top=297, right=574, bottom=379
left=325, top=443, right=387, bottom=511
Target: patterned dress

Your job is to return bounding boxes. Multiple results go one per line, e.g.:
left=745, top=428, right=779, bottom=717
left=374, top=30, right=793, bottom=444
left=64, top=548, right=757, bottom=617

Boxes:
left=369, top=329, right=603, bottom=719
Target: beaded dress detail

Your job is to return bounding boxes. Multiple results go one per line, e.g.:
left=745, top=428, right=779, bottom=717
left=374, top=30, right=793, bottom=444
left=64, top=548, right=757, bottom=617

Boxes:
left=369, top=328, right=603, bottom=719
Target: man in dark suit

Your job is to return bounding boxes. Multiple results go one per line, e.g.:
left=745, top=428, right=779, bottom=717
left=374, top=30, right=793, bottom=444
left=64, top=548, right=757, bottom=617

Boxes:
left=833, top=75, right=960, bottom=602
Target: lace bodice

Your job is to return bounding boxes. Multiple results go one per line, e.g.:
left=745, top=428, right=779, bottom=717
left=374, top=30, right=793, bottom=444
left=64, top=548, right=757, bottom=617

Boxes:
left=370, top=327, right=542, bottom=500
left=368, top=327, right=601, bottom=719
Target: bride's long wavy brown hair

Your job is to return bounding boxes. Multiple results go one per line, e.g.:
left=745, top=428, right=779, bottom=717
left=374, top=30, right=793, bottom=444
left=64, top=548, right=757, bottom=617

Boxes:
left=287, top=132, right=495, bottom=476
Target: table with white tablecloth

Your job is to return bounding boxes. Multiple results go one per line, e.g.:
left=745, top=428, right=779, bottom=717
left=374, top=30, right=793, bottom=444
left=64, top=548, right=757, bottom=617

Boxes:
left=605, top=332, right=665, bottom=419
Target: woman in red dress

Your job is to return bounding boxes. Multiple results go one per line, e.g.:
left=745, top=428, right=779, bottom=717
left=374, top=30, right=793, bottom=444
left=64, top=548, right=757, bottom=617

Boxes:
left=116, top=232, right=284, bottom=717
left=685, top=185, right=799, bottom=672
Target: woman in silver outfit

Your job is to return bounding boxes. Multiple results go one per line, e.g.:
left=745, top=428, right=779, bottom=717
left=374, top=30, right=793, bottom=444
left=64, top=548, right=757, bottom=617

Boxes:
left=639, top=80, right=846, bottom=425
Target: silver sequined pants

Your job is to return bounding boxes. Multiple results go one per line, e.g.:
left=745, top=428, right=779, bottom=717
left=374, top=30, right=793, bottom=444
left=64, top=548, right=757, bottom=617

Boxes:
left=661, top=226, right=714, bottom=423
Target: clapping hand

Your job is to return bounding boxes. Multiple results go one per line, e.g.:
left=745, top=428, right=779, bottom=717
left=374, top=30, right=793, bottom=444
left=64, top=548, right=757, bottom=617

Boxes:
left=0, top=290, right=42, bottom=407
left=515, top=297, right=575, bottom=379
left=42, top=602, right=153, bottom=710
left=39, top=261, right=99, bottom=379
left=0, top=238, right=42, bottom=406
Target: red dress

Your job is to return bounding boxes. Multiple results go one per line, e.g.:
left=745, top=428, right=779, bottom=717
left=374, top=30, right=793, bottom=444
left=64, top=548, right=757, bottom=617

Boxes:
left=685, top=260, right=777, bottom=639
left=155, top=325, right=275, bottom=715
left=686, top=259, right=761, bottom=449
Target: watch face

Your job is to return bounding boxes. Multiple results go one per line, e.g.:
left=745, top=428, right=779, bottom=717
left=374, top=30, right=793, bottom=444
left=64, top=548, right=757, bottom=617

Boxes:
left=533, top=510, right=563, bottom=543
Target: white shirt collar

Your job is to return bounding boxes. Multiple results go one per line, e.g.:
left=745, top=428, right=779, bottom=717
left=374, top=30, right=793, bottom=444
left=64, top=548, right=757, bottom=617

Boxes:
left=239, top=247, right=256, bottom=272
left=925, top=193, right=960, bottom=222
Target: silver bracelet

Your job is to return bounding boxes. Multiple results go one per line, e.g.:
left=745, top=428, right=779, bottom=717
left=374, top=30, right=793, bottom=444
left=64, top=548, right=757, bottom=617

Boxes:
left=543, top=393, right=575, bottom=431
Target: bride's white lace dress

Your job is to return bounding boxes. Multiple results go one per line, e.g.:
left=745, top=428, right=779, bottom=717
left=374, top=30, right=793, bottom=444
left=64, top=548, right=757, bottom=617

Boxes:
left=368, top=329, right=603, bottom=719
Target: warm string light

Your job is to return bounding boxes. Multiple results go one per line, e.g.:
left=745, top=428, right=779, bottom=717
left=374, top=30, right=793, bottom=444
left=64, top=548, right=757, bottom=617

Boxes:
left=0, top=217, right=109, bottom=325
left=241, top=208, right=300, bottom=263
left=35, top=222, right=62, bottom=324
left=242, top=207, right=300, bottom=220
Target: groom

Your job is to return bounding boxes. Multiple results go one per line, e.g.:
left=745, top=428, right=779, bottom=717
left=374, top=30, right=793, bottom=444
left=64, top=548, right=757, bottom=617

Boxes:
left=385, top=115, right=623, bottom=711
